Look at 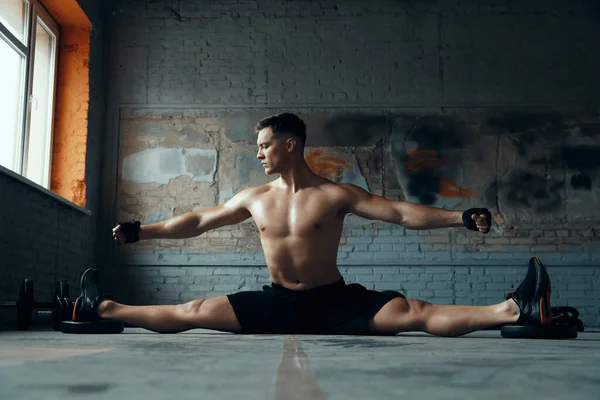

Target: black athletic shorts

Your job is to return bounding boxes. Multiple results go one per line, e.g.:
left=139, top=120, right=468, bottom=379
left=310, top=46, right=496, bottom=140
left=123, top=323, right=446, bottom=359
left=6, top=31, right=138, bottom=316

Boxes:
left=226, top=278, right=405, bottom=335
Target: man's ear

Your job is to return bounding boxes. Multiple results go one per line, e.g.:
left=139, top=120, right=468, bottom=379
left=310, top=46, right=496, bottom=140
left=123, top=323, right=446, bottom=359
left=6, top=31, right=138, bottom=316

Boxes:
left=286, top=138, right=297, bottom=153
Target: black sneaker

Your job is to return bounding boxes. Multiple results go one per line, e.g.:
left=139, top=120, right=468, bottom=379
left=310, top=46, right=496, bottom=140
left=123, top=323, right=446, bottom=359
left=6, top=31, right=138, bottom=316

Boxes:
left=72, top=268, right=110, bottom=322
left=507, top=257, right=552, bottom=325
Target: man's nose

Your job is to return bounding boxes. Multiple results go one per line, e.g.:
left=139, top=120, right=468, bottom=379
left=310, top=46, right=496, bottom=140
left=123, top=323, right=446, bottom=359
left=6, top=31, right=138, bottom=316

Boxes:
left=257, top=151, right=264, bottom=159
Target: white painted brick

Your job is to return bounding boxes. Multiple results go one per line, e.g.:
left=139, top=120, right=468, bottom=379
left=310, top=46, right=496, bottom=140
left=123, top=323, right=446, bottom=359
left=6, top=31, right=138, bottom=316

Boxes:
left=188, top=268, right=215, bottom=276
left=397, top=252, right=425, bottom=259
left=374, top=252, right=400, bottom=259
left=374, top=283, right=403, bottom=291
left=485, top=283, right=508, bottom=290
left=347, top=253, right=374, bottom=262
left=355, top=274, right=381, bottom=282
left=401, top=282, right=427, bottom=290
left=187, top=284, right=214, bottom=292
left=382, top=274, right=408, bottom=282
left=426, top=267, right=454, bottom=273
left=373, top=236, right=398, bottom=244
left=159, top=268, right=188, bottom=277
left=427, top=282, right=452, bottom=290
left=434, top=290, right=454, bottom=297
left=348, top=267, right=374, bottom=274
left=373, top=267, right=400, bottom=274
left=433, top=273, right=453, bottom=281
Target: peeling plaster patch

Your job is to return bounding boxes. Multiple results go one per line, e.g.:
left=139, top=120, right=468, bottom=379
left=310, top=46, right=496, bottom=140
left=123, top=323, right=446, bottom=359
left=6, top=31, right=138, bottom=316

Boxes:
left=137, top=121, right=163, bottom=135
left=219, top=188, right=235, bottom=204
left=223, top=114, right=254, bottom=143
left=181, top=126, right=210, bottom=144
left=229, top=115, right=253, bottom=142
left=343, top=169, right=369, bottom=191
left=147, top=209, right=171, bottom=224
left=122, top=148, right=217, bottom=184
left=236, top=153, right=261, bottom=185
left=219, top=154, right=264, bottom=203
left=186, top=153, right=216, bottom=177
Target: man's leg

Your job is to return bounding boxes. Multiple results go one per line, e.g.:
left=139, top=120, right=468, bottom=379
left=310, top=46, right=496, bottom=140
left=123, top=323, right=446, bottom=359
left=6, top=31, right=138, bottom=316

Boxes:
left=97, top=296, right=242, bottom=334
left=368, top=297, right=519, bottom=337
left=73, top=268, right=242, bottom=334
left=368, top=258, right=551, bottom=337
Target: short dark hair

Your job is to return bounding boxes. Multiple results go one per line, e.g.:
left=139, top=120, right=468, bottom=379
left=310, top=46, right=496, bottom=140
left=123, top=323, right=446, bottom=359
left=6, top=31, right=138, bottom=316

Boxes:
left=254, top=113, right=307, bottom=145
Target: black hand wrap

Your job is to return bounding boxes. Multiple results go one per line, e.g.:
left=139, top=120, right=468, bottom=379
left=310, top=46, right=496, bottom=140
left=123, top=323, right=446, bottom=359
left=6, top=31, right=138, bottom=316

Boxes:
left=462, top=208, right=492, bottom=232
left=117, top=220, right=141, bottom=243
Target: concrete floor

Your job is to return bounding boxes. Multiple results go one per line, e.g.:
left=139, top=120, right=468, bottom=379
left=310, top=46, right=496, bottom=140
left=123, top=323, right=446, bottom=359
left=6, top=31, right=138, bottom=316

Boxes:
left=1, top=327, right=599, bottom=400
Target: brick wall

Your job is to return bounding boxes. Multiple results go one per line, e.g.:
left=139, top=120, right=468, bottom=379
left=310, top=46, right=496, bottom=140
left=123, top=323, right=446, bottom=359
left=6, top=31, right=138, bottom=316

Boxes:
left=0, top=0, right=107, bottom=327
left=100, top=0, right=600, bottom=328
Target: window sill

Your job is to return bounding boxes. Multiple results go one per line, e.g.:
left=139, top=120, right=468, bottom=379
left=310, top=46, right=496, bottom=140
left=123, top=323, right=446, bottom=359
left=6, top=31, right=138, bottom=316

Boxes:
left=0, top=164, right=92, bottom=216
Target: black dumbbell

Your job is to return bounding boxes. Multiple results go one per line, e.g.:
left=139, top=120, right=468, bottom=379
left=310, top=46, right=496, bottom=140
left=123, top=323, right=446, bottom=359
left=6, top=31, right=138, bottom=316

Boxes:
left=51, top=280, right=74, bottom=331
left=0, top=279, right=73, bottom=330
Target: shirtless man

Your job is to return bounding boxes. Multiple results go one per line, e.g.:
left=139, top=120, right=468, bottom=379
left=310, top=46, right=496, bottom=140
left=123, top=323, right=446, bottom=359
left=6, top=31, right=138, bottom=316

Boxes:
left=73, top=112, right=551, bottom=336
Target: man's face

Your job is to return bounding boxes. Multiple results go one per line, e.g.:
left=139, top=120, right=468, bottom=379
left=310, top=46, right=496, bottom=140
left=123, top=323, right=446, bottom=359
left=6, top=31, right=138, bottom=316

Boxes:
left=256, top=127, right=289, bottom=175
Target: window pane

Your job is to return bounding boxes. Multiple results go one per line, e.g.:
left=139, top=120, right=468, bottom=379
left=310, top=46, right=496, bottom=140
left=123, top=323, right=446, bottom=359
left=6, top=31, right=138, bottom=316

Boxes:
left=0, top=37, right=26, bottom=172
left=25, top=19, right=56, bottom=187
left=0, top=0, right=29, bottom=43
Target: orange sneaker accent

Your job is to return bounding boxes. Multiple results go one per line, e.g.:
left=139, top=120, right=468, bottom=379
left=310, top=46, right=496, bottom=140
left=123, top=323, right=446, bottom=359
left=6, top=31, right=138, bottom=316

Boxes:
left=72, top=297, right=81, bottom=321
left=539, top=298, right=550, bottom=324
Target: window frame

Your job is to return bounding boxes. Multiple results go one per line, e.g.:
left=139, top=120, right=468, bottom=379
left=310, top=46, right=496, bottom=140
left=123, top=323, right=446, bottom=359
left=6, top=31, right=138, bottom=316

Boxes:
left=0, top=0, right=60, bottom=189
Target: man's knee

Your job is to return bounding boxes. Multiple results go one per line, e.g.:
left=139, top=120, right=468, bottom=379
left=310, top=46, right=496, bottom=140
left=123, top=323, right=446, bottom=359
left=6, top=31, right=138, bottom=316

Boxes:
left=177, top=298, right=207, bottom=317
left=406, top=298, right=429, bottom=315
left=403, top=299, right=431, bottom=330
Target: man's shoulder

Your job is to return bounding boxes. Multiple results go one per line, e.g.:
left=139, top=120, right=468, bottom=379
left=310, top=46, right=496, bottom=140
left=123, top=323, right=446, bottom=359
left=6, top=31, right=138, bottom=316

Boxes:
left=234, top=182, right=274, bottom=199
left=334, top=182, right=369, bottom=197
left=317, top=182, right=370, bottom=204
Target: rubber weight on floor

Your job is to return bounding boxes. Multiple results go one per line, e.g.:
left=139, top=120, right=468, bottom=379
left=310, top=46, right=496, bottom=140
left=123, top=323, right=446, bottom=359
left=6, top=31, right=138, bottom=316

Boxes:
left=60, top=320, right=124, bottom=334
left=501, top=323, right=578, bottom=339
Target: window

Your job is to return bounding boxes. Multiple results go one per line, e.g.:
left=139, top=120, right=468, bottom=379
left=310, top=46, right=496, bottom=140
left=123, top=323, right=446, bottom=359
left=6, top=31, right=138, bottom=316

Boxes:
left=0, top=0, right=59, bottom=189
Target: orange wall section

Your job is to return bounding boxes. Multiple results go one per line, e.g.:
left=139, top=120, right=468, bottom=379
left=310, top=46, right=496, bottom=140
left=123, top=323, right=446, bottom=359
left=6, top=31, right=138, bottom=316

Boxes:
left=50, top=27, right=90, bottom=207
left=41, top=0, right=92, bottom=208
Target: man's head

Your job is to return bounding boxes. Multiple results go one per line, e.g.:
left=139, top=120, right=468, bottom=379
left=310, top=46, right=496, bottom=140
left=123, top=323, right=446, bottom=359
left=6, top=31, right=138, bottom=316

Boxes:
left=254, top=113, right=307, bottom=174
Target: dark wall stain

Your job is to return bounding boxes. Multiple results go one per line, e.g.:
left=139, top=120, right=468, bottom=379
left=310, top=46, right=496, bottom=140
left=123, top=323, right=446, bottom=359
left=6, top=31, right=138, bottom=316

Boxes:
left=396, top=117, right=464, bottom=205
left=571, top=173, right=592, bottom=190
left=579, top=122, right=600, bottom=137
left=408, top=116, right=463, bottom=148
left=484, top=180, right=499, bottom=208
left=503, top=171, right=563, bottom=212
left=537, top=146, right=600, bottom=190
left=562, top=146, right=600, bottom=170
left=318, top=114, right=390, bottom=147
left=488, top=111, right=565, bottom=135
left=511, top=133, right=536, bottom=157
left=406, top=171, right=440, bottom=205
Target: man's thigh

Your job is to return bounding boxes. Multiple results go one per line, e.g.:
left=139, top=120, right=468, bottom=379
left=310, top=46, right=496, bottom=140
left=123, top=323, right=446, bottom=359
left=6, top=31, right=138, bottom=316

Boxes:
left=367, top=297, right=422, bottom=335
left=196, top=296, right=243, bottom=333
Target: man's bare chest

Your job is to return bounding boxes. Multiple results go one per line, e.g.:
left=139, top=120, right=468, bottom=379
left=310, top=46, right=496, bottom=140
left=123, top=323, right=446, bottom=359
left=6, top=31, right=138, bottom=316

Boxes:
left=249, top=193, right=343, bottom=236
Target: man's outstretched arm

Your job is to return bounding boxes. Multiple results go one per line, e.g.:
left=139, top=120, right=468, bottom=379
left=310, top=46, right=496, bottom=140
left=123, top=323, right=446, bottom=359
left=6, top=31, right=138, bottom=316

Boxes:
left=341, top=184, right=490, bottom=233
left=113, top=188, right=253, bottom=243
